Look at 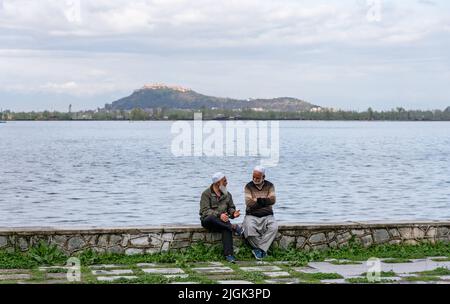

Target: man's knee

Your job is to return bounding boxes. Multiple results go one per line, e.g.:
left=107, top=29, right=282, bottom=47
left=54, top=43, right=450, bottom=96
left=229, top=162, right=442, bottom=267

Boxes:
left=201, top=215, right=217, bottom=229
left=268, top=221, right=279, bottom=233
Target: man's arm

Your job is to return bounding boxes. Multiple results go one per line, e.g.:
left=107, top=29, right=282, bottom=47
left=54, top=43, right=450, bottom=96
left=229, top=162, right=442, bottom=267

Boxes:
left=267, top=184, right=276, bottom=205
left=245, top=185, right=258, bottom=209
left=200, top=192, right=220, bottom=218
left=227, top=193, right=237, bottom=219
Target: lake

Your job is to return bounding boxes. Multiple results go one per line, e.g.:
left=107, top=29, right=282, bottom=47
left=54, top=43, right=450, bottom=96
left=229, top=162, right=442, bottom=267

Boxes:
left=0, top=121, right=449, bottom=227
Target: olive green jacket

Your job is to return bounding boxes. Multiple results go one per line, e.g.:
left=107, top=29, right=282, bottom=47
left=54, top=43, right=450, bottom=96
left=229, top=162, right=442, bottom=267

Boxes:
left=199, top=185, right=237, bottom=220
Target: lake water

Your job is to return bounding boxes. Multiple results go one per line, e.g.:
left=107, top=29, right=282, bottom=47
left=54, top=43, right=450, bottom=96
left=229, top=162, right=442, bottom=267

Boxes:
left=0, top=121, right=449, bottom=227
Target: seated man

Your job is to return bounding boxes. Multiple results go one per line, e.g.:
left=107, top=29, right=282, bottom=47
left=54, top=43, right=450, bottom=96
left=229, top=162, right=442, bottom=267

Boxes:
left=242, top=166, right=278, bottom=260
left=199, top=172, right=244, bottom=263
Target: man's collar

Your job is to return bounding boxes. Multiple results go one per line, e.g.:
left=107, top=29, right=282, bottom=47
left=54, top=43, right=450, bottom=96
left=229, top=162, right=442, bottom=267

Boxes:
left=253, top=180, right=265, bottom=190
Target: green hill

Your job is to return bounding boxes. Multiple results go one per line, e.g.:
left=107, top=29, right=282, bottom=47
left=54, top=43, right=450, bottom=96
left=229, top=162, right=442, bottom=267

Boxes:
left=104, top=84, right=319, bottom=112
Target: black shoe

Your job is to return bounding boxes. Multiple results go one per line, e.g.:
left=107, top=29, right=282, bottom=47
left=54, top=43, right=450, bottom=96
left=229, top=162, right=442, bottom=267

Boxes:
left=233, top=225, right=245, bottom=237
left=225, top=255, right=236, bottom=263
left=252, top=248, right=263, bottom=260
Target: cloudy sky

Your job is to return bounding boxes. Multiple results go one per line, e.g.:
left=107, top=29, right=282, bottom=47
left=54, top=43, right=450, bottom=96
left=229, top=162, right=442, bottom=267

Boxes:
left=0, top=0, right=449, bottom=111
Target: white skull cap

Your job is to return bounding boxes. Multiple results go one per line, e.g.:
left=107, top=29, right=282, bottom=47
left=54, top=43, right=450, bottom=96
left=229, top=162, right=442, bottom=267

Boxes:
left=253, top=165, right=266, bottom=174
left=212, top=172, right=225, bottom=183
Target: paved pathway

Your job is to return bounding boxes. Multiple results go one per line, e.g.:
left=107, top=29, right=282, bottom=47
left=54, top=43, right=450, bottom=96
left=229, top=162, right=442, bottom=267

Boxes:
left=0, top=257, right=449, bottom=284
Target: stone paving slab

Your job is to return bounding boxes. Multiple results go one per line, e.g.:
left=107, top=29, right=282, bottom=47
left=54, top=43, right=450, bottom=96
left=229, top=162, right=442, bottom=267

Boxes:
left=90, top=264, right=128, bottom=269
left=304, top=260, right=450, bottom=278
left=0, top=274, right=31, bottom=280
left=164, top=274, right=189, bottom=279
left=142, top=268, right=185, bottom=274
left=241, top=266, right=281, bottom=272
left=38, top=266, right=70, bottom=271
left=97, top=276, right=138, bottom=282
left=293, top=266, right=320, bottom=274
left=264, top=278, right=301, bottom=284
left=136, top=263, right=158, bottom=268
left=2, top=257, right=450, bottom=284
left=236, top=261, right=272, bottom=266
left=397, top=273, right=418, bottom=278
left=39, top=280, right=70, bottom=284
left=192, top=267, right=234, bottom=274
left=263, top=271, right=291, bottom=278
left=92, top=269, right=134, bottom=276
left=0, top=269, right=31, bottom=274
left=321, top=279, right=347, bottom=284
left=218, top=280, right=254, bottom=284
left=46, top=273, right=69, bottom=280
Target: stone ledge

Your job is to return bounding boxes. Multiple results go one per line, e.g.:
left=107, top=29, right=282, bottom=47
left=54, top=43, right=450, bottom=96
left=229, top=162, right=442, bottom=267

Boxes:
left=0, top=221, right=448, bottom=255
left=0, top=221, right=449, bottom=235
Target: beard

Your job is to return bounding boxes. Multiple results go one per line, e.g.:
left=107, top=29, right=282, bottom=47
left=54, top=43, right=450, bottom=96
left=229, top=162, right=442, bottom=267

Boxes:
left=253, top=179, right=264, bottom=186
left=219, top=185, right=228, bottom=196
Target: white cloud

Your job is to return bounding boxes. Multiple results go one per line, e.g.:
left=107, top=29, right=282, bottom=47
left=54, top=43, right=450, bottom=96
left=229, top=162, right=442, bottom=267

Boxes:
left=0, top=0, right=449, bottom=110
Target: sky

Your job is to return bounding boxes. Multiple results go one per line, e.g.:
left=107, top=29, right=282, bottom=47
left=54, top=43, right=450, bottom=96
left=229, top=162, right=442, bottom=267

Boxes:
left=0, top=0, right=449, bottom=111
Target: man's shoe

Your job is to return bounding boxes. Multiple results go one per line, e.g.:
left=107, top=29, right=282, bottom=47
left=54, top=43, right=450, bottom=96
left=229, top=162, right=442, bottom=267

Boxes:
left=261, top=250, right=267, bottom=259
left=252, top=248, right=263, bottom=260
left=225, top=255, right=236, bottom=263
left=233, top=225, right=245, bottom=237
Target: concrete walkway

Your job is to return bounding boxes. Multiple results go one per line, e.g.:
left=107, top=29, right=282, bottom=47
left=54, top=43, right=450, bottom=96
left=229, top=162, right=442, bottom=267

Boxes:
left=0, top=257, right=449, bottom=284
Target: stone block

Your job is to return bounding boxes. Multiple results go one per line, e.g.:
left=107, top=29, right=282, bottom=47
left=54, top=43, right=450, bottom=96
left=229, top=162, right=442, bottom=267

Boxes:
left=373, top=229, right=390, bottom=244
left=125, top=248, right=143, bottom=255
left=389, top=229, right=400, bottom=238
left=296, top=236, right=306, bottom=249
left=174, top=232, right=191, bottom=240
left=0, top=236, right=8, bottom=248
left=361, top=235, right=373, bottom=247
left=412, top=227, right=425, bottom=239
left=336, top=232, right=352, bottom=244
left=309, top=233, right=326, bottom=244
left=130, top=236, right=149, bottom=246
left=279, top=236, right=295, bottom=249
left=67, top=236, right=85, bottom=252
left=192, top=232, right=205, bottom=241
left=109, top=235, right=122, bottom=246
left=399, top=227, right=414, bottom=239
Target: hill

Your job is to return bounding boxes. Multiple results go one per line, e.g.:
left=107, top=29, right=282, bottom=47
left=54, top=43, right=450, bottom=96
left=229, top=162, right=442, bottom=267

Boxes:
left=104, top=84, right=319, bottom=112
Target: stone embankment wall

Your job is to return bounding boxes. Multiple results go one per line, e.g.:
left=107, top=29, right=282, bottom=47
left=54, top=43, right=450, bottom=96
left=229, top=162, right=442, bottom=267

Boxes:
left=0, top=221, right=448, bottom=255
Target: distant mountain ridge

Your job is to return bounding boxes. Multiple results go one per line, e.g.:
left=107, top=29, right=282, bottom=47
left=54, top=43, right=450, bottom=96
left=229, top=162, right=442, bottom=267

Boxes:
left=104, top=83, right=319, bottom=112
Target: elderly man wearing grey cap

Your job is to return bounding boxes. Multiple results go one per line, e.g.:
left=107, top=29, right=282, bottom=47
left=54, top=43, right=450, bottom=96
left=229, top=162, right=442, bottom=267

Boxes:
left=242, top=166, right=278, bottom=260
left=199, top=172, right=244, bottom=263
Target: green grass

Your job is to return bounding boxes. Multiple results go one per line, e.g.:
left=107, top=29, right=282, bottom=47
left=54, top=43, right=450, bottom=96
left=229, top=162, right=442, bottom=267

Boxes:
left=298, top=272, right=343, bottom=282
left=414, top=267, right=450, bottom=276
left=329, top=260, right=362, bottom=265
left=382, top=258, right=412, bottom=264
left=431, top=257, right=450, bottom=262
left=0, top=240, right=449, bottom=272
left=403, top=276, right=440, bottom=282
left=360, top=271, right=397, bottom=277
left=346, top=277, right=396, bottom=284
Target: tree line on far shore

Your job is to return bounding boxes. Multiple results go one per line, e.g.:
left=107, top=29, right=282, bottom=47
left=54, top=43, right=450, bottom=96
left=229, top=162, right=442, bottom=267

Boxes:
left=3, top=106, right=450, bottom=121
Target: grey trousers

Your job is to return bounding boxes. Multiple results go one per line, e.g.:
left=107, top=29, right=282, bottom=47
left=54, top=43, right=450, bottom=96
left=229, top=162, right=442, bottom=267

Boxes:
left=242, top=215, right=278, bottom=252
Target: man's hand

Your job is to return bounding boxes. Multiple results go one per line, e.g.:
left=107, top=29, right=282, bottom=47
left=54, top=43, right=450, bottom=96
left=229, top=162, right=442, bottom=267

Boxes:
left=220, top=213, right=229, bottom=222
left=233, top=210, right=241, bottom=218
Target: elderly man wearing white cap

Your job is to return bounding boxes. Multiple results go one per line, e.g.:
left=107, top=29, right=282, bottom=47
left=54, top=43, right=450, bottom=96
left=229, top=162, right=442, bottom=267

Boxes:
left=199, top=172, right=244, bottom=263
left=242, top=165, right=278, bottom=260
